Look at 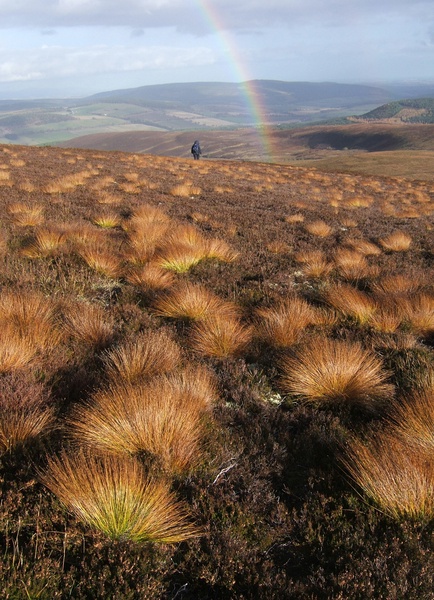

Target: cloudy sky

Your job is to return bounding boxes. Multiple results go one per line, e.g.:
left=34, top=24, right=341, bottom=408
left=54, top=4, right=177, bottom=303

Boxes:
left=0, top=0, right=433, bottom=98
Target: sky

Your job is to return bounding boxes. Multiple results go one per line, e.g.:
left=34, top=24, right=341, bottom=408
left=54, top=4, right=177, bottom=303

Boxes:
left=0, top=0, right=433, bottom=98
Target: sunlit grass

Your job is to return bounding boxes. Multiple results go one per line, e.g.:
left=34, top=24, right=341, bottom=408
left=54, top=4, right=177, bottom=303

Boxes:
left=255, top=296, right=317, bottom=348
left=323, top=283, right=377, bottom=324
left=280, top=337, right=394, bottom=409
left=40, top=452, right=199, bottom=542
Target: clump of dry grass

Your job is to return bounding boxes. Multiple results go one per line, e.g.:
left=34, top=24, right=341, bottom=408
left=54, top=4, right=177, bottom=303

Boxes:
left=155, top=243, right=207, bottom=273
left=379, top=231, right=412, bottom=252
left=341, top=431, right=434, bottom=521
left=255, top=296, right=317, bottom=348
left=8, top=203, right=44, bottom=227
left=170, top=183, right=201, bottom=197
left=125, top=263, right=175, bottom=292
left=78, top=244, right=123, bottom=279
left=62, top=301, right=115, bottom=350
left=0, top=290, right=62, bottom=352
left=205, top=238, right=240, bottom=262
left=153, top=282, right=239, bottom=321
left=189, top=315, right=253, bottom=359
left=333, top=248, right=373, bottom=281
left=0, top=373, right=55, bottom=453
left=323, top=283, right=377, bottom=324
left=304, top=220, right=333, bottom=237
left=68, top=365, right=214, bottom=473
left=372, top=273, right=425, bottom=295
left=388, top=388, right=434, bottom=453
left=294, top=250, right=334, bottom=278
left=343, top=238, right=382, bottom=256
left=102, top=329, right=182, bottom=383
left=40, top=452, right=199, bottom=542
left=404, top=293, right=434, bottom=339
left=20, top=226, right=67, bottom=259
left=93, top=212, right=122, bottom=229
left=285, top=213, right=305, bottom=224
left=280, top=338, right=394, bottom=409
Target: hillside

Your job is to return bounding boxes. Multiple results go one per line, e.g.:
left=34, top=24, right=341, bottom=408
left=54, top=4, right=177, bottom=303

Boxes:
left=0, top=142, right=433, bottom=598
left=57, top=122, right=434, bottom=180
left=354, top=97, right=434, bottom=123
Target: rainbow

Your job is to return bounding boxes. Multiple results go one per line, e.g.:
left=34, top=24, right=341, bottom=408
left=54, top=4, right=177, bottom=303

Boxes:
left=196, top=0, right=276, bottom=161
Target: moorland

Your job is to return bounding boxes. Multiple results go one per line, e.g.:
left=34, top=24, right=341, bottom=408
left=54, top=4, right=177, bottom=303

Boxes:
left=0, top=139, right=433, bottom=599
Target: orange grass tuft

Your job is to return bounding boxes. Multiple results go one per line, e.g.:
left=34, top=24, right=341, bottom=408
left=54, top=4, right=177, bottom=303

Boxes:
left=304, top=220, right=333, bottom=237
left=102, top=329, right=182, bottom=383
left=341, top=432, right=434, bottom=520
left=189, top=315, right=253, bottom=359
left=40, top=452, right=199, bottom=542
left=153, top=281, right=239, bottom=321
left=379, top=231, right=412, bottom=252
left=62, top=302, right=115, bottom=349
left=20, top=226, right=66, bottom=258
left=68, top=366, right=215, bottom=473
left=255, top=297, right=318, bottom=348
left=0, top=373, right=55, bottom=453
left=280, top=338, right=394, bottom=409
left=323, top=283, right=377, bottom=324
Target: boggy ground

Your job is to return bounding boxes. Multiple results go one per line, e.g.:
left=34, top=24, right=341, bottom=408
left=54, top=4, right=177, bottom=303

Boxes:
left=0, top=143, right=433, bottom=599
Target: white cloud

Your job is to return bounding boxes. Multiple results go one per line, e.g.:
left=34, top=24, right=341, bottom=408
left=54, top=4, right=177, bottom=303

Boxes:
left=0, top=43, right=216, bottom=82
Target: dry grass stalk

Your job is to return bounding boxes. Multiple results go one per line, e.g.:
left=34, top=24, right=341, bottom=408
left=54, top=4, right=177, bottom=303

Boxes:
left=155, top=243, right=207, bottom=273
left=40, top=452, right=199, bottom=542
left=189, top=315, right=253, bottom=358
left=285, top=214, right=305, bottom=224
left=368, top=302, right=404, bottom=333
left=280, top=338, right=394, bottom=409
left=102, top=329, right=182, bottom=383
left=304, top=220, right=333, bottom=237
left=255, top=297, right=317, bottom=348
left=323, top=284, right=377, bottom=324
left=379, top=231, right=412, bottom=252
left=341, top=432, right=434, bottom=520
left=9, top=204, right=44, bottom=227
left=0, top=325, right=38, bottom=372
left=62, top=302, right=115, bottom=349
left=0, top=373, right=55, bottom=453
left=69, top=368, right=212, bottom=473
left=153, top=282, right=239, bottom=321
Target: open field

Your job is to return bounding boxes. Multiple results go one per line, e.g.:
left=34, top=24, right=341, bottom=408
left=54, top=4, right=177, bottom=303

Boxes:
left=0, top=142, right=433, bottom=598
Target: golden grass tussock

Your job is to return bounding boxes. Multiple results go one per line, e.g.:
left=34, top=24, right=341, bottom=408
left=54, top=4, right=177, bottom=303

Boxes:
left=343, top=238, right=382, bottom=256
left=368, top=301, right=405, bottom=334
left=68, top=366, right=215, bottom=473
left=8, top=203, right=44, bottom=227
left=95, top=191, right=123, bottom=204
left=125, top=262, right=175, bottom=292
left=0, top=374, right=55, bottom=453
left=372, top=273, right=425, bottom=295
left=296, top=250, right=334, bottom=278
left=341, top=431, right=434, bottom=521
left=266, top=241, right=292, bottom=254
left=304, top=220, right=333, bottom=237
left=389, top=389, right=434, bottom=453
left=0, top=290, right=62, bottom=353
left=323, top=283, right=378, bottom=324
left=403, top=293, right=434, bottom=338
left=102, top=329, right=182, bottom=383
left=62, top=301, right=115, bottom=349
left=78, top=244, right=123, bottom=279
left=379, top=231, right=412, bottom=252
left=255, top=296, right=318, bottom=348
left=92, top=212, right=122, bottom=229
left=0, top=325, right=39, bottom=372
left=40, top=452, right=199, bottom=542
left=170, top=183, right=201, bottom=197
left=285, top=213, right=305, bottom=224
left=153, top=281, right=240, bottom=321
left=189, top=315, right=253, bottom=359
left=280, top=338, right=394, bottom=409
left=155, top=242, right=207, bottom=273
left=20, top=226, right=67, bottom=259
left=204, top=238, right=240, bottom=262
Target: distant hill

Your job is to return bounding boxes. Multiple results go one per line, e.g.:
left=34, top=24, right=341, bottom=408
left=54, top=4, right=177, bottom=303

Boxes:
left=0, top=80, right=396, bottom=146
left=353, top=98, right=434, bottom=124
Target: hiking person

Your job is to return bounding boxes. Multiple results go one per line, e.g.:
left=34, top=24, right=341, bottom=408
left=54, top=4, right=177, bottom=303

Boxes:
left=191, top=140, right=201, bottom=160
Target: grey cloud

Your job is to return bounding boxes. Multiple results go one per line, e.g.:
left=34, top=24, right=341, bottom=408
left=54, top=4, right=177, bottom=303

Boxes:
left=0, top=0, right=431, bottom=32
